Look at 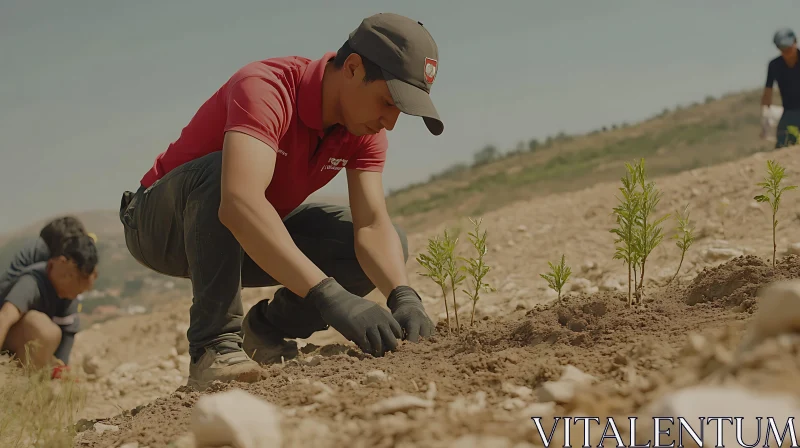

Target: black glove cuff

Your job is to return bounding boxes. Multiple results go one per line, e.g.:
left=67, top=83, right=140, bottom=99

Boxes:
left=305, top=277, right=341, bottom=307
left=387, top=285, right=422, bottom=310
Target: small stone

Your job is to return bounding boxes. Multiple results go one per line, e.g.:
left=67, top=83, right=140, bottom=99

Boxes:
left=501, top=382, right=533, bottom=400
left=93, top=423, right=119, bottom=435
left=191, top=389, right=281, bottom=448
left=119, top=443, right=139, bottom=448
left=739, top=279, right=800, bottom=352
left=82, top=356, right=101, bottom=375
left=365, top=370, right=388, bottom=384
left=369, top=395, right=434, bottom=414
left=516, top=225, right=528, bottom=232
left=501, top=398, right=527, bottom=410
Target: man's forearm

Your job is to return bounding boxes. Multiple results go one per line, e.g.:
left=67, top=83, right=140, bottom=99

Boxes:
left=220, top=194, right=328, bottom=297
left=354, top=219, right=409, bottom=298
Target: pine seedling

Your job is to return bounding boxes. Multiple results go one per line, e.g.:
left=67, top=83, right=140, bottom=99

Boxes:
left=441, top=229, right=465, bottom=334
left=416, top=235, right=452, bottom=334
left=460, top=217, right=495, bottom=326
left=668, top=203, right=695, bottom=285
left=754, top=159, right=797, bottom=267
left=610, top=161, right=643, bottom=306
left=539, top=254, right=572, bottom=302
left=632, top=158, right=670, bottom=299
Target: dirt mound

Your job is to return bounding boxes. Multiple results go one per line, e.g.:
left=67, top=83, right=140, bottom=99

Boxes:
left=686, top=255, right=800, bottom=311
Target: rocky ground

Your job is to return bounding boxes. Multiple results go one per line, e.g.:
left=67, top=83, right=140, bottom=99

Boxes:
left=11, top=146, right=800, bottom=447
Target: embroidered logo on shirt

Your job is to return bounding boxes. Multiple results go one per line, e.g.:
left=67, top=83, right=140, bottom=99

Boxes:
left=322, top=158, right=348, bottom=171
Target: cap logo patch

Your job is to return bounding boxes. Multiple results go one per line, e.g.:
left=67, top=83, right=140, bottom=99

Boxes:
left=424, top=57, right=437, bottom=84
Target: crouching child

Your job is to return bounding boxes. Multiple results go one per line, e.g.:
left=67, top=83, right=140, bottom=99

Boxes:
left=0, top=234, right=98, bottom=376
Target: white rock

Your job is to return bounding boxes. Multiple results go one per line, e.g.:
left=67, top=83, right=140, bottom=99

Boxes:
left=561, top=365, right=597, bottom=385
left=581, top=261, right=597, bottom=273
left=369, top=395, right=434, bottom=414
left=536, top=365, right=597, bottom=404
left=644, top=386, right=800, bottom=447
left=501, top=398, right=527, bottom=410
left=740, top=279, right=800, bottom=352
left=191, top=388, right=281, bottom=448
left=501, top=382, right=533, bottom=400
left=516, top=225, right=528, bottom=232
left=119, top=443, right=139, bottom=448
left=82, top=356, right=101, bottom=375
left=365, top=370, right=388, bottom=384
left=93, top=423, right=119, bottom=434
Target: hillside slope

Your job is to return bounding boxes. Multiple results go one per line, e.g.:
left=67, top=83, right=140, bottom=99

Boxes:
left=385, top=88, right=777, bottom=232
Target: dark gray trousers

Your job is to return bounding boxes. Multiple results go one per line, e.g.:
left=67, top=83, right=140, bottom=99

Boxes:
left=119, top=151, right=408, bottom=359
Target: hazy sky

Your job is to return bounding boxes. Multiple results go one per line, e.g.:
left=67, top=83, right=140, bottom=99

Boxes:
left=0, top=0, right=794, bottom=233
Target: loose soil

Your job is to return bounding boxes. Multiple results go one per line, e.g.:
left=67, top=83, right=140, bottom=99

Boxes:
left=74, top=254, right=800, bottom=448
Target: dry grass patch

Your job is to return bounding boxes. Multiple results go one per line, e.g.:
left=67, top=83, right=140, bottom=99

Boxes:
left=0, top=345, right=86, bottom=448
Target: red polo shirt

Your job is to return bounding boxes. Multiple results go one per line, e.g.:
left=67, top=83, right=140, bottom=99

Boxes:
left=139, top=52, right=388, bottom=218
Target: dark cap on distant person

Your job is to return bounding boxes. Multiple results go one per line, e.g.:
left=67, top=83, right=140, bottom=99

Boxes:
left=348, top=13, right=443, bottom=136
left=774, top=27, right=797, bottom=49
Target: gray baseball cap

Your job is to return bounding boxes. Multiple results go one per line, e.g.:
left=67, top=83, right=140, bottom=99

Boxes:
left=348, top=13, right=443, bottom=136
left=774, top=27, right=797, bottom=49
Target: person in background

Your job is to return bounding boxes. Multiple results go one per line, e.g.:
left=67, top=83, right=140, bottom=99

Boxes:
left=0, top=234, right=98, bottom=377
left=762, top=27, right=800, bottom=148
left=0, top=216, right=95, bottom=299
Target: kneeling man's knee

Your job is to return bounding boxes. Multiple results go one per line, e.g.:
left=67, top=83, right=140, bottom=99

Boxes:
left=20, top=311, right=62, bottom=352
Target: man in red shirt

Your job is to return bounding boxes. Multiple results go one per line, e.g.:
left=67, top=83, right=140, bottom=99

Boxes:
left=119, top=13, right=442, bottom=390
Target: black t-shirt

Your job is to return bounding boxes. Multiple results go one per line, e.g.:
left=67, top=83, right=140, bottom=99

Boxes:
left=0, top=237, right=51, bottom=300
left=766, top=50, right=800, bottom=111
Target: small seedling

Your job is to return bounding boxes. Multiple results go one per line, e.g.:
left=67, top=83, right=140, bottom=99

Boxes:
left=610, top=161, right=643, bottom=306
left=460, top=217, right=494, bottom=326
left=754, top=159, right=797, bottom=267
left=416, top=235, right=452, bottom=334
left=788, top=125, right=799, bottom=144
left=539, top=254, right=572, bottom=303
left=632, top=159, right=670, bottom=299
left=668, top=203, right=695, bottom=285
left=441, top=229, right=465, bottom=333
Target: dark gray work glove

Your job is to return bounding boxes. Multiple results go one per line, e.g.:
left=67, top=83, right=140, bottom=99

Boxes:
left=307, top=277, right=402, bottom=357
left=387, top=286, right=434, bottom=343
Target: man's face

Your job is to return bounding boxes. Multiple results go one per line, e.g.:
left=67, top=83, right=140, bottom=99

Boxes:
left=338, top=54, right=402, bottom=136
left=48, top=256, right=97, bottom=299
left=779, top=41, right=797, bottom=57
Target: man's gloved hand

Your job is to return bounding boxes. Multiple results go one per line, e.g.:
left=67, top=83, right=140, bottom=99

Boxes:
left=307, top=277, right=402, bottom=357
left=387, top=286, right=434, bottom=342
